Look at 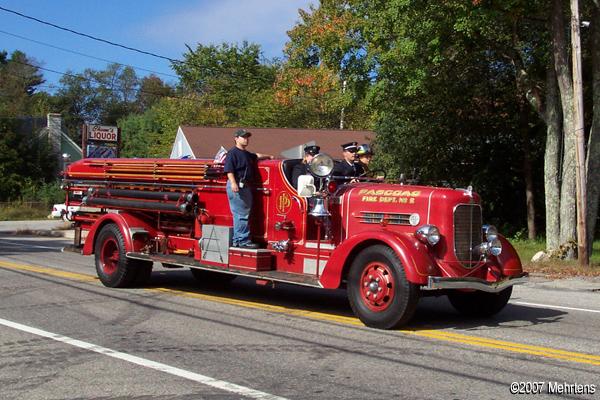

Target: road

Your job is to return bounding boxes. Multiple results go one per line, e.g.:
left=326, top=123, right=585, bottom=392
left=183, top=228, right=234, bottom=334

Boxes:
left=0, top=234, right=598, bottom=399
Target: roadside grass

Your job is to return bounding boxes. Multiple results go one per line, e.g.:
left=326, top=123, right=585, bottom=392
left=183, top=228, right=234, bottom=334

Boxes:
left=511, top=237, right=600, bottom=278
left=0, top=203, right=49, bottom=221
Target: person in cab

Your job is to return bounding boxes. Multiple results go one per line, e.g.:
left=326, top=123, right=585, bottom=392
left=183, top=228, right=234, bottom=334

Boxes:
left=332, top=142, right=364, bottom=182
left=292, top=145, right=320, bottom=189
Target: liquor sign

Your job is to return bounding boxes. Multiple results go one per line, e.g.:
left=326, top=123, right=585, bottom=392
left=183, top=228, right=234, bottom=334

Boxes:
left=82, top=124, right=120, bottom=158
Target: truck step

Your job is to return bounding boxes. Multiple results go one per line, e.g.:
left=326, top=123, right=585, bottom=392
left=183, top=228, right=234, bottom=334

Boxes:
left=126, top=252, right=322, bottom=288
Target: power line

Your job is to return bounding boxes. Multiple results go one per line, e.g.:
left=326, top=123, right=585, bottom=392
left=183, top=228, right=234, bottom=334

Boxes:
left=7, top=59, right=202, bottom=105
left=0, top=5, right=181, bottom=64
left=0, top=6, right=275, bottom=85
left=0, top=29, right=179, bottom=79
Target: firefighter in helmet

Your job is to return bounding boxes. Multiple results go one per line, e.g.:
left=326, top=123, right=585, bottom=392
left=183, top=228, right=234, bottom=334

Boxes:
left=356, top=144, right=373, bottom=175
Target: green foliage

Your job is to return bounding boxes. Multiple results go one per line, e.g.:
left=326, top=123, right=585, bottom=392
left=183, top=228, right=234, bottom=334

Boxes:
left=19, top=179, right=64, bottom=205
left=511, top=238, right=600, bottom=266
left=0, top=50, right=49, bottom=118
left=0, top=117, right=59, bottom=202
left=136, top=75, right=175, bottom=112
left=173, top=42, right=276, bottom=123
left=52, top=63, right=174, bottom=140
left=0, top=203, right=49, bottom=221
left=119, top=95, right=227, bottom=158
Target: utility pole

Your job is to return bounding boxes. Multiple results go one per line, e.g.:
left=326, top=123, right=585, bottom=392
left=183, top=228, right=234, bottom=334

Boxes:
left=570, top=0, right=589, bottom=267
left=339, top=80, right=347, bottom=130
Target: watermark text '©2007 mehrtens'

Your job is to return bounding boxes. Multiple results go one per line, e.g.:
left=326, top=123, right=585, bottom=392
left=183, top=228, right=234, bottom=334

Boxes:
left=510, top=381, right=596, bottom=395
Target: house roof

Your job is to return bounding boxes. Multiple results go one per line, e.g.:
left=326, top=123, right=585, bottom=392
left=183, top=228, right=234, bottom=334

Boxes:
left=179, top=126, right=375, bottom=159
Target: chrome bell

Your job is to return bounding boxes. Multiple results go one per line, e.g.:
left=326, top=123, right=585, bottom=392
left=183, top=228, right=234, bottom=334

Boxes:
left=309, top=197, right=330, bottom=217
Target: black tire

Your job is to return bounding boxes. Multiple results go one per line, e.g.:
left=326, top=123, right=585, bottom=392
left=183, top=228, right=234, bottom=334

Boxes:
left=448, top=287, right=513, bottom=317
left=347, top=245, right=419, bottom=329
left=94, top=223, right=137, bottom=288
left=190, top=268, right=236, bottom=287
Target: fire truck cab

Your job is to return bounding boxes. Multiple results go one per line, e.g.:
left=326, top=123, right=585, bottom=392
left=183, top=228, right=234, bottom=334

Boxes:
left=63, top=154, right=527, bottom=329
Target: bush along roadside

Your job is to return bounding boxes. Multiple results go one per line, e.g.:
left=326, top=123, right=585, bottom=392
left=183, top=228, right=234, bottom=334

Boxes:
left=0, top=180, right=64, bottom=221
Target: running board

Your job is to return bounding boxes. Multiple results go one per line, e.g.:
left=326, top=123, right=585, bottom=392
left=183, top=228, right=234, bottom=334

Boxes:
left=126, top=252, right=323, bottom=288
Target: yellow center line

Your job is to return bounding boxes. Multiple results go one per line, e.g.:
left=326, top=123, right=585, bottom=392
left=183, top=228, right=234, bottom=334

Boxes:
left=0, top=260, right=98, bottom=282
left=1, top=260, right=599, bottom=367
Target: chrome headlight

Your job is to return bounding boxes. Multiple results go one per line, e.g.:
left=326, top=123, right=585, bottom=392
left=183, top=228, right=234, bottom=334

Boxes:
left=415, top=225, right=441, bottom=246
left=309, top=154, right=334, bottom=177
left=488, top=238, right=502, bottom=256
left=476, top=238, right=502, bottom=257
left=482, top=224, right=498, bottom=242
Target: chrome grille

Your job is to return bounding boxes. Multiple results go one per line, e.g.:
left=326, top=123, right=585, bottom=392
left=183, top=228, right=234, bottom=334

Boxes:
left=453, top=204, right=482, bottom=265
left=357, top=212, right=412, bottom=225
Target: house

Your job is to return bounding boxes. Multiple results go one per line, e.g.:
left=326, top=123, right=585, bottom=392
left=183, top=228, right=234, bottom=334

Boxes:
left=17, top=113, right=82, bottom=174
left=170, top=126, right=374, bottom=160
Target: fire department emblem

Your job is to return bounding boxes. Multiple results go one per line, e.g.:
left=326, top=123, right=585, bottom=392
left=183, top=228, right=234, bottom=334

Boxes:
left=276, top=192, right=292, bottom=214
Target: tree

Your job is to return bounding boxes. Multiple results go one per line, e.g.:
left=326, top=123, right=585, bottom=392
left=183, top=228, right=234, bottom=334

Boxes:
left=585, top=2, right=600, bottom=254
left=281, top=1, right=371, bottom=129
left=52, top=63, right=141, bottom=139
left=0, top=118, right=58, bottom=201
left=0, top=50, right=46, bottom=117
left=135, top=75, right=174, bottom=112
left=346, top=1, right=545, bottom=234
left=119, top=95, right=227, bottom=158
left=173, top=42, right=276, bottom=123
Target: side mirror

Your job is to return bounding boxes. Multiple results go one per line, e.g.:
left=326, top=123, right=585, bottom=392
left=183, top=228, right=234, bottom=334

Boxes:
left=297, top=175, right=316, bottom=197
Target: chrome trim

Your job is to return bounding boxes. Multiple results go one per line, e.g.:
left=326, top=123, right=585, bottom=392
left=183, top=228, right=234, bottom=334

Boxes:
left=129, top=227, right=148, bottom=236
left=356, top=211, right=413, bottom=225
left=304, top=242, right=336, bottom=249
left=422, top=273, right=529, bottom=293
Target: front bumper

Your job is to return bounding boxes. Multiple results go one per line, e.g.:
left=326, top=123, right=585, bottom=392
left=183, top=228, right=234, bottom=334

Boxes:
left=422, top=272, right=529, bottom=293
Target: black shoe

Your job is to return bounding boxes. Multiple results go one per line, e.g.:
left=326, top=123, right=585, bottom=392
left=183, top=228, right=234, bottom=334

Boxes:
left=239, top=242, right=259, bottom=249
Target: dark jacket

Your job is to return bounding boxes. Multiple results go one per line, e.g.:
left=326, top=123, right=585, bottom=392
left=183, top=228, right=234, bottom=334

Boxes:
left=291, top=162, right=309, bottom=189
left=332, top=160, right=364, bottom=181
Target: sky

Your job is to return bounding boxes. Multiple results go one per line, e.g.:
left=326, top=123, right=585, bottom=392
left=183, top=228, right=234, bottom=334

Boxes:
left=0, top=0, right=315, bottom=92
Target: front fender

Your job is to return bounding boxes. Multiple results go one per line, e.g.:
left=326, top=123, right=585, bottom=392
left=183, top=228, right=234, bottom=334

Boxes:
left=493, top=234, right=523, bottom=276
left=319, top=230, right=438, bottom=289
left=82, top=213, right=156, bottom=255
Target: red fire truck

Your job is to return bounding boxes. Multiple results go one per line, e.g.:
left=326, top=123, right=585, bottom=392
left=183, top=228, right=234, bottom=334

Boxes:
left=62, top=154, right=527, bottom=329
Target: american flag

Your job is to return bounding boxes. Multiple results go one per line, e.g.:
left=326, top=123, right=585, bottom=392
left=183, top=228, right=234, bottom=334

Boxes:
left=213, top=146, right=228, bottom=164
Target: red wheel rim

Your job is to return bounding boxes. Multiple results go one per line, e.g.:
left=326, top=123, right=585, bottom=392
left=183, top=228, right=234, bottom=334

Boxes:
left=100, top=237, right=119, bottom=275
left=359, top=262, right=395, bottom=312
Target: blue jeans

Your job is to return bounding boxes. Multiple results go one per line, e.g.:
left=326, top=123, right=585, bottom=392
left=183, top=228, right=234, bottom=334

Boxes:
left=226, top=182, right=253, bottom=245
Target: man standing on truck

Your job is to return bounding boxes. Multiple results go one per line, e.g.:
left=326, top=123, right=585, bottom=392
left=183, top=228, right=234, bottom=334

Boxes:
left=224, top=129, right=273, bottom=249
left=332, top=141, right=364, bottom=181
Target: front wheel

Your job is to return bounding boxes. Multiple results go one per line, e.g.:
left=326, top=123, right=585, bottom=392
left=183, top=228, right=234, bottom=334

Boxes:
left=347, top=245, right=419, bottom=329
left=448, top=287, right=513, bottom=317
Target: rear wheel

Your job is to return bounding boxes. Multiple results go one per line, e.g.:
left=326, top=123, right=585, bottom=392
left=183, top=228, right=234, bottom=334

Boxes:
left=94, top=223, right=138, bottom=288
left=448, top=287, right=512, bottom=317
left=347, top=245, right=419, bottom=329
left=190, top=268, right=236, bottom=287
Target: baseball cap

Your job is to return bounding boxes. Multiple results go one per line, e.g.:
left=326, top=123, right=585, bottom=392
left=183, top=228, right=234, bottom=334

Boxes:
left=234, top=129, right=252, bottom=137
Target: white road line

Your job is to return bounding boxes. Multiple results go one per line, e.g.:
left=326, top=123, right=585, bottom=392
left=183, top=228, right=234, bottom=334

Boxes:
left=0, top=317, right=287, bottom=400
left=513, top=301, right=600, bottom=314
left=0, top=239, right=62, bottom=250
